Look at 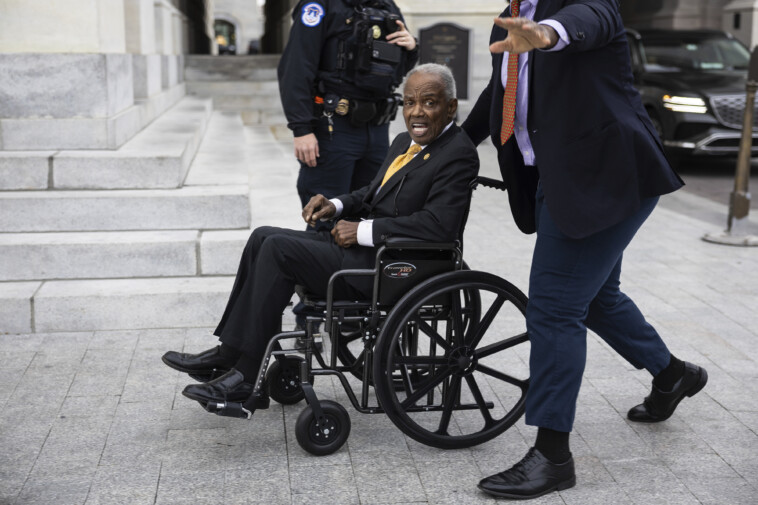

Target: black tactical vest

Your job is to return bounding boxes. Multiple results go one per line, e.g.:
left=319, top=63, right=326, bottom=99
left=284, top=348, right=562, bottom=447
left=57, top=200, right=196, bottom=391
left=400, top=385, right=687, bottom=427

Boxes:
left=321, top=0, right=406, bottom=97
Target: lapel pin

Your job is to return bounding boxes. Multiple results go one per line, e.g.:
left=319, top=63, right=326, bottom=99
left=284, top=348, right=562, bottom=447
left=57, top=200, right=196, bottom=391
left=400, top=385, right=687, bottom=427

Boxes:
left=424, top=153, right=430, bottom=160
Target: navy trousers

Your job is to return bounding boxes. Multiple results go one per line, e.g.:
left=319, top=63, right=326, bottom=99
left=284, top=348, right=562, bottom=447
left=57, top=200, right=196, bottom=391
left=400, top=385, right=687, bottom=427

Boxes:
left=524, top=186, right=671, bottom=432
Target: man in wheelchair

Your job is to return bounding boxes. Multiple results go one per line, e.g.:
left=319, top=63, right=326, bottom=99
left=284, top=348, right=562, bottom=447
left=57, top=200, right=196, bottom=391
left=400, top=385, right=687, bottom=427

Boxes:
left=162, top=63, right=479, bottom=412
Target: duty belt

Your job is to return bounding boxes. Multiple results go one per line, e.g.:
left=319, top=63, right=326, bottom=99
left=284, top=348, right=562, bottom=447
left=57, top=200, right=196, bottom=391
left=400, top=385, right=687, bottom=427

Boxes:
left=314, top=93, right=401, bottom=127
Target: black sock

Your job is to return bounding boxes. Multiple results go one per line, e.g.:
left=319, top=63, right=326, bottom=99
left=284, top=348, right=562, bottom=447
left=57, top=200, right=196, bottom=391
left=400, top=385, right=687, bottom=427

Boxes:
left=535, top=427, right=571, bottom=464
left=234, top=354, right=260, bottom=383
left=653, top=354, right=685, bottom=391
left=218, top=343, right=241, bottom=363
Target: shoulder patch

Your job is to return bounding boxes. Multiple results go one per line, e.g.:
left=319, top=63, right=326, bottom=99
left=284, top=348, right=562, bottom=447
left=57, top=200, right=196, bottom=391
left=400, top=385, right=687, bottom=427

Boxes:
left=301, top=2, right=325, bottom=27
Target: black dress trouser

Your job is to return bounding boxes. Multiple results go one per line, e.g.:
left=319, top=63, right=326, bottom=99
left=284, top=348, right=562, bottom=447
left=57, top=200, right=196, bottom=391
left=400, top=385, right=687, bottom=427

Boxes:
left=213, top=226, right=368, bottom=362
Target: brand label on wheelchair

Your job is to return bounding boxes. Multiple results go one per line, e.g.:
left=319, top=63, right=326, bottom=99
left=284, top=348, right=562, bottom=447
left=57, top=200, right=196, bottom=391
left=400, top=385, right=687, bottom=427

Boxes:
left=383, top=262, right=416, bottom=278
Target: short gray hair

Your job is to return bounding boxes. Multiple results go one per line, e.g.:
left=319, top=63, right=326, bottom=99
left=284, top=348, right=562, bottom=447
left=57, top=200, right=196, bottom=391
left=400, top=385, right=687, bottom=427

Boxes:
left=406, top=63, right=457, bottom=100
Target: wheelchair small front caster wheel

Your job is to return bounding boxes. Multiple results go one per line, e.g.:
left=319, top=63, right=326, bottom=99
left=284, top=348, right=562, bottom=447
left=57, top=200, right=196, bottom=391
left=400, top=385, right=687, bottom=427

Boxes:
left=295, top=400, right=351, bottom=456
left=266, top=356, right=307, bottom=405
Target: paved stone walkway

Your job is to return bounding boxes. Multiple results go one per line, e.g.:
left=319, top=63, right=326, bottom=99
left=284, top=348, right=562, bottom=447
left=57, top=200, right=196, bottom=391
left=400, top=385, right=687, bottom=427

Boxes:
left=1, top=134, right=757, bottom=505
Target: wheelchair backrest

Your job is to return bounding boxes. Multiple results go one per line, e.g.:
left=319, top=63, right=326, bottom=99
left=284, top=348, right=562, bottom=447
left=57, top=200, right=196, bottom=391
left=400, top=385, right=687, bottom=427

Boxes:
left=375, top=245, right=460, bottom=307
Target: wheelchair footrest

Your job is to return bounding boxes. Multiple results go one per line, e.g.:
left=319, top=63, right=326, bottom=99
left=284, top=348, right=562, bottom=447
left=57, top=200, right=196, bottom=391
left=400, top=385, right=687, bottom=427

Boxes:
left=203, top=392, right=271, bottom=420
left=204, top=401, right=253, bottom=419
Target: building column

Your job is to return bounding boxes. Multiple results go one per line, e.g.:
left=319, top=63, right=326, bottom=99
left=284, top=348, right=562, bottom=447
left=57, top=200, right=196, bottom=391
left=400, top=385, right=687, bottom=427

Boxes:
left=126, top=0, right=162, bottom=99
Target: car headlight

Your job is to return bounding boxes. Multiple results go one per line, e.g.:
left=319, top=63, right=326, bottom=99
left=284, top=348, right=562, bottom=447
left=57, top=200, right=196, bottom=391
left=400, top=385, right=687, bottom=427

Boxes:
left=662, top=95, right=707, bottom=113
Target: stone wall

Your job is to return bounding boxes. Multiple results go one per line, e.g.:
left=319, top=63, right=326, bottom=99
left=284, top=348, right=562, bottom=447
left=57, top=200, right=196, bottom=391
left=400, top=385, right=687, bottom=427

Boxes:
left=0, top=0, right=209, bottom=150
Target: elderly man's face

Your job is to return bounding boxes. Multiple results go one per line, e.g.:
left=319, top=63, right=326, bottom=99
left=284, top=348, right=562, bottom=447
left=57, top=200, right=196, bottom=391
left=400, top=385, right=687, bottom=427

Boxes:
left=402, top=72, right=457, bottom=145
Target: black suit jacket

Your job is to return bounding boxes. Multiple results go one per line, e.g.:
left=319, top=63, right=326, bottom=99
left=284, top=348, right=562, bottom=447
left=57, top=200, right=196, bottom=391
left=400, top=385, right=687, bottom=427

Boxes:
left=462, top=0, right=683, bottom=239
left=335, top=124, right=480, bottom=271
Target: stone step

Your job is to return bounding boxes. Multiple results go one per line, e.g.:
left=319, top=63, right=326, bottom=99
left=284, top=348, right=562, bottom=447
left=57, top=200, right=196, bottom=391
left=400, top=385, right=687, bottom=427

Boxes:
left=0, top=151, right=53, bottom=191
left=184, top=55, right=280, bottom=82
left=186, top=80, right=280, bottom=96
left=33, top=276, right=235, bottom=332
left=199, top=230, right=249, bottom=275
left=210, top=94, right=284, bottom=112
left=0, top=185, right=251, bottom=232
left=50, top=97, right=213, bottom=190
left=0, top=281, right=39, bottom=334
left=0, top=231, right=199, bottom=281
left=183, top=111, right=251, bottom=187
left=240, top=110, right=287, bottom=126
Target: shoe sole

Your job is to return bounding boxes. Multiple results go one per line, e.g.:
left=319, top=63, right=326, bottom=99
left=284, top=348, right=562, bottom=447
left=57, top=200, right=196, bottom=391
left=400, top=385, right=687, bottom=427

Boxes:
left=630, top=366, right=709, bottom=423
left=477, top=475, right=576, bottom=499
left=161, top=355, right=231, bottom=380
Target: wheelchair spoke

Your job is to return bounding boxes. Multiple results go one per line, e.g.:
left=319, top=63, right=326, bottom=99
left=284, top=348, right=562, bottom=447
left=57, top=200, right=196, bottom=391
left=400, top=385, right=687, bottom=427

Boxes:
left=473, top=332, right=528, bottom=359
left=476, top=363, right=528, bottom=389
left=418, top=320, right=452, bottom=352
left=400, top=366, right=456, bottom=409
left=394, top=356, right=448, bottom=366
left=467, top=295, right=505, bottom=349
left=436, top=375, right=461, bottom=436
left=451, top=292, right=465, bottom=347
left=465, top=375, right=495, bottom=427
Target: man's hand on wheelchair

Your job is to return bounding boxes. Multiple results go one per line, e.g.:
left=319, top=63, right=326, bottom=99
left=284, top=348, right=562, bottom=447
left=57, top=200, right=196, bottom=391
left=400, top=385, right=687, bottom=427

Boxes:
left=331, top=220, right=359, bottom=248
left=302, top=194, right=336, bottom=227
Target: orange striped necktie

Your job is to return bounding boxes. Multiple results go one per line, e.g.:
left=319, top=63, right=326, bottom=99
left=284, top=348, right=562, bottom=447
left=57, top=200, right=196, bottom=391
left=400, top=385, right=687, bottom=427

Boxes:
left=381, top=143, right=423, bottom=186
left=500, top=0, right=520, bottom=145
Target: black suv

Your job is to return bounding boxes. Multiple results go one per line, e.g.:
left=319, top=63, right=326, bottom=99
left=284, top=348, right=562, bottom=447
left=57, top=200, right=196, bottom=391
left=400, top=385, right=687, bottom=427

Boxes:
left=626, top=28, right=755, bottom=163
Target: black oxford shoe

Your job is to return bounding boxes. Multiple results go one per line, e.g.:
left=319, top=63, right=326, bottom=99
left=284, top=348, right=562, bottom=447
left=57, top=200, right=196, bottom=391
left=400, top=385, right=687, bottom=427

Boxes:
left=182, top=369, right=254, bottom=405
left=162, top=346, right=234, bottom=379
left=628, top=361, right=708, bottom=423
left=478, top=448, right=576, bottom=499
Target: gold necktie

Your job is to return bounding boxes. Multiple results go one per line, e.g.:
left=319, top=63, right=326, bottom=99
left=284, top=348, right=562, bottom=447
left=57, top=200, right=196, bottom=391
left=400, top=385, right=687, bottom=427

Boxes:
left=381, top=144, right=423, bottom=186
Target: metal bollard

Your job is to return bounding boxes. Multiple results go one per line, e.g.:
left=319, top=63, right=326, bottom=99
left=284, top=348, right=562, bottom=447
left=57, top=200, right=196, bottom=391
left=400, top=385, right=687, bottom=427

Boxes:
left=703, top=46, right=758, bottom=246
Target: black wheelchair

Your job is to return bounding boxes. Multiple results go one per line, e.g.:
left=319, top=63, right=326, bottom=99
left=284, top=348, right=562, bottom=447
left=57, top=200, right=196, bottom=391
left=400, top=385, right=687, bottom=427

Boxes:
left=205, top=177, right=531, bottom=456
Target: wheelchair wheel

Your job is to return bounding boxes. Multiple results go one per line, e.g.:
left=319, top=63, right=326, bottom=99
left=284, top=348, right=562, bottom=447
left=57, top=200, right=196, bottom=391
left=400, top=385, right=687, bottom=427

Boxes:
left=336, top=262, right=481, bottom=386
left=266, top=356, right=306, bottom=405
left=295, top=400, right=351, bottom=456
left=373, top=270, right=529, bottom=450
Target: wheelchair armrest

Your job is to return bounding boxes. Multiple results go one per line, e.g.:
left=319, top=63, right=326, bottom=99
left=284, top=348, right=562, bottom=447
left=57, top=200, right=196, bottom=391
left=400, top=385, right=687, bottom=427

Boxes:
left=324, top=268, right=377, bottom=333
left=383, top=237, right=460, bottom=251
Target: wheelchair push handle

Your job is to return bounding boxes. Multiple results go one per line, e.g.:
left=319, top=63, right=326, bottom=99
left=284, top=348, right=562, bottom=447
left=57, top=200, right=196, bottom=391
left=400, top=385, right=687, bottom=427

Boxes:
left=472, top=176, right=507, bottom=191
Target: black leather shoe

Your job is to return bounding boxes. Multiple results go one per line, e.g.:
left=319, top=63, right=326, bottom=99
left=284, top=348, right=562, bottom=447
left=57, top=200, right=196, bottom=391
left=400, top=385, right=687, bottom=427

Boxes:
left=627, top=361, right=708, bottom=423
left=162, top=346, right=234, bottom=380
left=182, top=369, right=254, bottom=404
left=478, top=448, right=576, bottom=499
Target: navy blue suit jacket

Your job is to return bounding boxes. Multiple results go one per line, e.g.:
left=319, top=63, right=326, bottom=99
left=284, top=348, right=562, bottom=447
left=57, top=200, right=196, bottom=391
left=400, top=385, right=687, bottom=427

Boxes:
left=462, top=0, right=683, bottom=238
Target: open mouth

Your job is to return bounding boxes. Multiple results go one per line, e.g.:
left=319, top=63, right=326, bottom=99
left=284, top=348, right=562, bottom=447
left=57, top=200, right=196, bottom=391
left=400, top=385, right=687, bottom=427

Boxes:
left=411, top=123, right=429, bottom=137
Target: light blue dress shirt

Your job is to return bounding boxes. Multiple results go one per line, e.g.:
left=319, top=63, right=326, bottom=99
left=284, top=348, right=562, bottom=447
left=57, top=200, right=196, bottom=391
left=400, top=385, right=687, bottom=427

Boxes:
left=501, top=0, right=570, bottom=166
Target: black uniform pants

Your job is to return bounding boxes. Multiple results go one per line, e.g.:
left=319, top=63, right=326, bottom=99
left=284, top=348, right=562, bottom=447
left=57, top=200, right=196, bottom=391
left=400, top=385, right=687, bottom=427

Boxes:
left=298, top=115, right=389, bottom=230
left=213, top=226, right=369, bottom=361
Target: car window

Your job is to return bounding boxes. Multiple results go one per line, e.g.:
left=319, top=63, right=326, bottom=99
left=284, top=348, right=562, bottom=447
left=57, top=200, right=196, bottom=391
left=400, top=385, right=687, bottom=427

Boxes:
left=641, top=37, right=750, bottom=71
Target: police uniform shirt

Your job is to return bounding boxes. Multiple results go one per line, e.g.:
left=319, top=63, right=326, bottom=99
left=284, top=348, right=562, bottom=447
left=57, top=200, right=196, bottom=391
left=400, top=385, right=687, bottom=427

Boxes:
left=277, top=0, right=418, bottom=138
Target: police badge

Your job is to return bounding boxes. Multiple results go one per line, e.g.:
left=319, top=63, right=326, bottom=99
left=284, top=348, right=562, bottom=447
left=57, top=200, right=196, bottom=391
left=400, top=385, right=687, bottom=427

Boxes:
left=301, top=2, right=325, bottom=27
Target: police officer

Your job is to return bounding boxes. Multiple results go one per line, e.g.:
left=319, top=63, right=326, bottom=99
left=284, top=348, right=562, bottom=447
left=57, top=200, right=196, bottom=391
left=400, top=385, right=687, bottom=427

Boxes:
left=278, top=0, right=419, bottom=223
